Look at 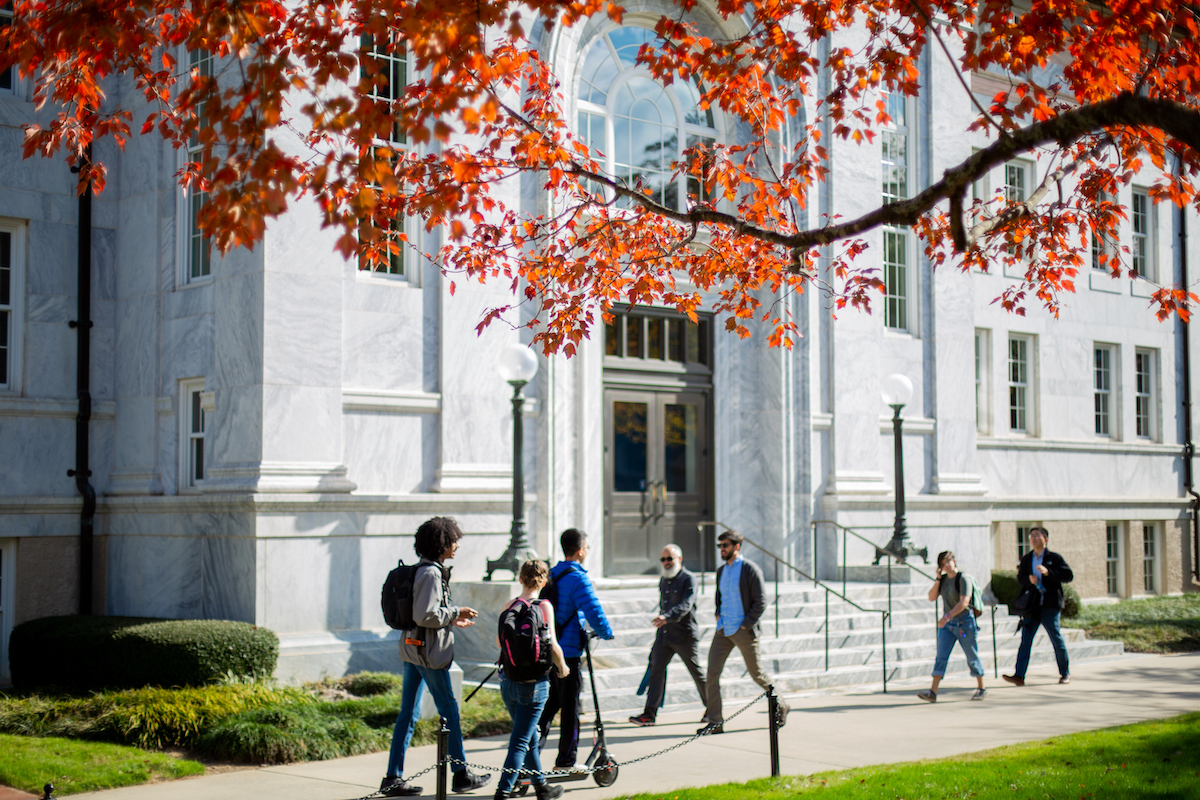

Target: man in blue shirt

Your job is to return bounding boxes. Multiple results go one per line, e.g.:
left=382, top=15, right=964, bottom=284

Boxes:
left=1004, top=525, right=1075, bottom=686
left=700, top=530, right=789, bottom=734
left=537, top=528, right=614, bottom=770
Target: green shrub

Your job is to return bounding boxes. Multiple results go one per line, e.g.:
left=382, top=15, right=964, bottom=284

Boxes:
left=1063, top=584, right=1082, bottom=619
left=990, top=570, right=1020, bottom=606
left=340, top=671, right=402, bottom=697
left=196, top=705, right=389, bottom=764
left=10, top=616, right=278, bottom=691
left=0, top=682, right=308, bottom=749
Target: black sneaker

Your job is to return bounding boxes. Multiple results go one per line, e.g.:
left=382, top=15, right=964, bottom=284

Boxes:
left=380, top=777, right=422, bottom=797
left=533, top=783, right=564, bottom=800
left=628, top=713, right=656, bottom=727
left=697, top=722, right=724, bottom=735
left=452, top=770, right=492, bottom=794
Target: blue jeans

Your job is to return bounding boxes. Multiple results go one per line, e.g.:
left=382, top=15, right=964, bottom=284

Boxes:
left=1014, top=605, right=1070, bottom=679
left=932, top=614, right=985, bottom=678
left=386, top=661, right=466, bottom=778
left=498, top=676, right=550, bottom=793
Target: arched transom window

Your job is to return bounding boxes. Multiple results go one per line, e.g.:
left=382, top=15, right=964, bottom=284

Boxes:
left=576, top=27, right=717, bottom=211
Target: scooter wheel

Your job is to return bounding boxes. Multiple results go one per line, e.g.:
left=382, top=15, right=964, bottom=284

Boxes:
left=592, top=754, right=618, bottom=787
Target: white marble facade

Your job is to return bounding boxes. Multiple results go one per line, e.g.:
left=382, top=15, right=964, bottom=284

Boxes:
left=2, top=2, right=1198, bottom=683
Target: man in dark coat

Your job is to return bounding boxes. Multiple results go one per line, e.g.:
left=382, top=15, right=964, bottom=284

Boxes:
left=1004, top=525, right=1075, bottom=686
left=700, top=530, right=790, bottom=734
left=628, top=544, right=707, bottom=726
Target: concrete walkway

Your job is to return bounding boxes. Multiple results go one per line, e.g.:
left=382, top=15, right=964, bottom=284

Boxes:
left=70, top=652, right=1200, bottom=800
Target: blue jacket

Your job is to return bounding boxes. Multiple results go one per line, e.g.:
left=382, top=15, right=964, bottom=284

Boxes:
left=549, top=561, right=614, bottom=657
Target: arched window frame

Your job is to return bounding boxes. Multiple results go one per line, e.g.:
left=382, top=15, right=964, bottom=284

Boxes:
left=573, top=25, right=720, bottom=213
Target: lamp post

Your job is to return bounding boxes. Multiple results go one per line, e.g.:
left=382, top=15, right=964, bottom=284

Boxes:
left=875, top=373, right=929, bottom=565
left=485, top=343, right=540, bottom=581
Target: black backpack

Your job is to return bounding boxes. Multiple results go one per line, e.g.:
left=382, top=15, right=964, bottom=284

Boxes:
left=381, top=560, right=428, bottom=630
left=498, top=599, right=553, bottom=682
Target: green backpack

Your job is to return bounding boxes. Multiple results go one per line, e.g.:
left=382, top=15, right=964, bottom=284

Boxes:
left=956, top=573, right=985, bottom=618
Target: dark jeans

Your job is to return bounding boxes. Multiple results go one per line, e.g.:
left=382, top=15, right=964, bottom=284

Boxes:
left=537, top=655, right=581, bottom=768
left=498, top=676, right=550, bottom=793
left=643, top=629, right=706, bottom=717
left=386, top=661, right=466, bottom=778
left=1014, top=606, right=1070, bottom=679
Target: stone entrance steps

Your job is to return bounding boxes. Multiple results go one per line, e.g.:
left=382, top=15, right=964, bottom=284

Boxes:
left=578, top=580, right=1124, bottom=713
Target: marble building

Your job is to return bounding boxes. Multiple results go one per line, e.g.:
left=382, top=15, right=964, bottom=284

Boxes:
left=1, top=3, right=1197, bottom=684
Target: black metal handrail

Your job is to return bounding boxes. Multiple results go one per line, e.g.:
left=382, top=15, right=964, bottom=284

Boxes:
left=814, top=519, right=1001, bottom=675
left=696, top=521, right=892, bottom=692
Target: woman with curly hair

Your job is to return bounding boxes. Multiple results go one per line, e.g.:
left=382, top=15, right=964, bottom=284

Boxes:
left=380, top=517, right=491, bottom=797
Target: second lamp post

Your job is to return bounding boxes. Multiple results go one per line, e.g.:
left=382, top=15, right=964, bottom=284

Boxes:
left=485, top=343, right=540, bottom=581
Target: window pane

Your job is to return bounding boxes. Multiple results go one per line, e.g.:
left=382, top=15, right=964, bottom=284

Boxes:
left=647, top=318, right=663, bottom=360
left=192, top=391, right=203, bottom=434
left=664, top=403, right=698, bottom=493
left=625, top=315, right=642, bottom=358
left=613, top=401, right=648, bottom=492
left=667, top=319, right=683, bottom=362
left=0, top=230, right=10, bottom=304
left=605, top=317, right=620, bottom=356
left=884, top=230, right=907, bottom=330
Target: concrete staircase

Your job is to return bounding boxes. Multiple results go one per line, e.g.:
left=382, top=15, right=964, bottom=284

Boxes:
left=565, top=579, right=1125, bottom=714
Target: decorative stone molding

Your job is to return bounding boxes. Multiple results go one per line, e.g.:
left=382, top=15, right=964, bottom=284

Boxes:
left=155, top=396, right=175, bottom=416
left=933, top=472, right=988, bottom=496
left=826, top=470, right=890, bottom=495
left=431, top=463, right=512, bottom=493
left=342, top=389, right=441, bottom=414
left=0, top=397, right=117, bottom=419
left=104, top=470, right=165, bottom=497
left=201, top=461, right=358, bottom=493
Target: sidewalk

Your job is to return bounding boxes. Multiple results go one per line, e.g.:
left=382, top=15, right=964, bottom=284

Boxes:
left=71, top=652, right=1200, bottom=800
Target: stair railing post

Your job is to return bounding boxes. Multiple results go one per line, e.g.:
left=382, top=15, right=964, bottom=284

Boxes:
left=774, top=556, right=780, bottom=638
left=824, top=590, right=829, bottom=671
left=991, top=604, right=999, bottom=678
left=436, top=716, right=449, bottom=800
left=842, top=527, right=847, bottom=596
left=767, top=685, right=781, bottom=777
left=887, top=555, right=893, bottom=628
left=881, top=611, right=888, bottom=693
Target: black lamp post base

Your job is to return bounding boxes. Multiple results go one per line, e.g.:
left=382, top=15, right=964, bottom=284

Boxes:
left=484, top=551, right=527, bottom=582
left=874, top=535, right=929, bottom=565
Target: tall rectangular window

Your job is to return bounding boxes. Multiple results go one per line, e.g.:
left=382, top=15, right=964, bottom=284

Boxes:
left=975, top=329, right=990, bottom=434
left=0, top=1, right=16, bottom=95
left=358, top=32, right=411, bottom=279
left=1016, top=525, right=1032, bottom=560
left=185, top=48, right=213, bottom=283
left=882, top=91, right=911, bottom=332
left=1131, top=189, right=1154, bottom=281
left=1105, top=523, right=1120, bottom=596
left=180, top=379, right=206, bottom=490
left=1142, top=524, right=1157, bottom=594
left=1004, top=162, right=1026, bottom=206
left=1091, top=192, right=1115, bottom=272
left=1094, top=345, right=1114, bottom=436
left=1008, top=335, right=1031, bottom=433
left=1135, top=349, right=1155, bottom=439
left=0, top=220, right=23, bottom=392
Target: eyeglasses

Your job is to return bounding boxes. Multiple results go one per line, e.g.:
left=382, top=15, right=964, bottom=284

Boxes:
left=660, top=557, right=675, bottom=563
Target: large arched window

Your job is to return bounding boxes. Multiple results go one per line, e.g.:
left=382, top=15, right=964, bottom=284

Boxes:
left=576, top=27, right=717, bottom=210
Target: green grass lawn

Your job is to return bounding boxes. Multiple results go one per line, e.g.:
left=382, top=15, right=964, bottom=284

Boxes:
left=0, top=733, right=204, bottom=796
left=616, top=712, right=1200, bottom=800
left=1073, top=593, right=1200, bottom=653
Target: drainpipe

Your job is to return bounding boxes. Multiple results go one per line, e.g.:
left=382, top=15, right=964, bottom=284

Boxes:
left=1179, top=157, right=1200, bottom=584
left=67, top=145, right=96, bottom=614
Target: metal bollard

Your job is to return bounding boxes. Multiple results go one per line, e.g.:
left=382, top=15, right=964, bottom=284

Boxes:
left=43, top=785, right=55, bottom=800
left=436, top=716, right=449, bottom=800
left=766, top=686, right=781, bottom=778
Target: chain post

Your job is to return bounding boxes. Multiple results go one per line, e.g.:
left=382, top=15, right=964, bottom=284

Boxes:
left=824, top=590, right=829, bottom=671
left=991, top=604, right=999, bottom=678
left=881, top=611, right=888, bottom=693
left=43, top=785, right=55, bottom=800
left=435, top=716, right=449, bottom=800
left=767, top=686, right=781, bottom=777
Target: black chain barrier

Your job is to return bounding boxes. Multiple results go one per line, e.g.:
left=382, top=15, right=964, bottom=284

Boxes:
left=350, top=687, right=783, bottom=800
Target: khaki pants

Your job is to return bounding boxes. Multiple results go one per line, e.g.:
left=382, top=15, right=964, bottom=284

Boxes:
left=704, top=627, right=780, bottom=724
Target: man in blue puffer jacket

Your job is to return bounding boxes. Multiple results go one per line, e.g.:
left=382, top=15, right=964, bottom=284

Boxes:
left=536, top=528, right=614, bottom=771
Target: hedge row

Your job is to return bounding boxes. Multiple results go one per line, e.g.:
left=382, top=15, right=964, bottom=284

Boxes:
left=991, top=570, right=1081, bottom=619
left=9, top=616, right=278, bottom=691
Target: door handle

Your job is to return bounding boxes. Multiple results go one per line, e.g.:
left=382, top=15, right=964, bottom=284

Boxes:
left=654, top=480, right=666, bottom=520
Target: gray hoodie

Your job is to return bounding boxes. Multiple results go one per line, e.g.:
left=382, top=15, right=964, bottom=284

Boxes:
left=397, top=558, right=459, bottom=670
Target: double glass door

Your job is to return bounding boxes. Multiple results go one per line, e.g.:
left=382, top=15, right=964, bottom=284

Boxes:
left=604, top=389, right=709, bottom=573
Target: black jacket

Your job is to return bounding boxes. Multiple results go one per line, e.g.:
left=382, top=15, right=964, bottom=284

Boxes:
left=714, top=557, right=767, bottom=636
left=658, top=568, right=699, bottom=640
left=1017, top=548, right=1074, bottom=611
